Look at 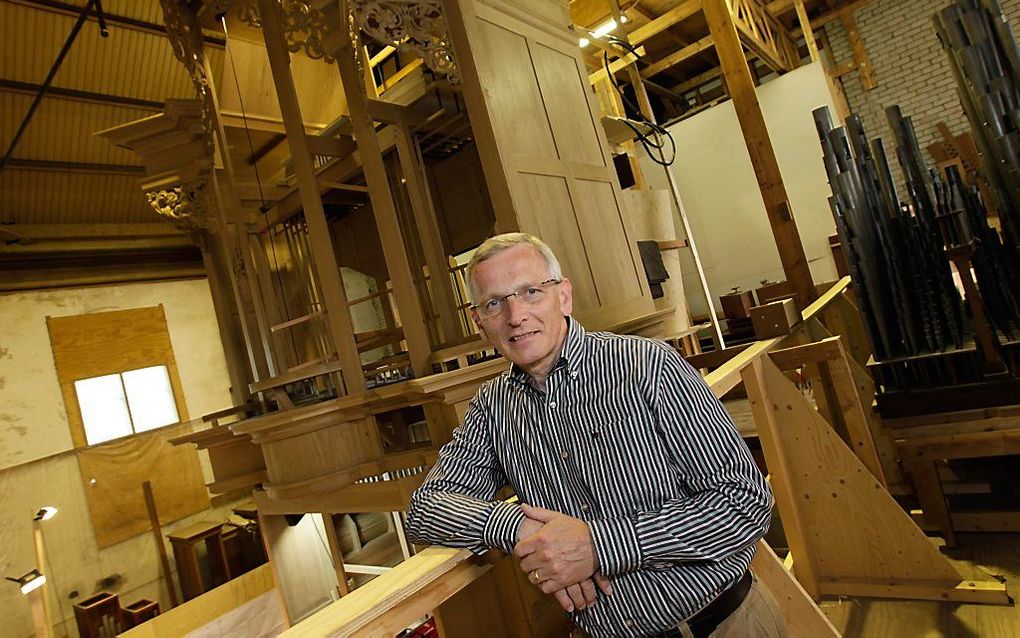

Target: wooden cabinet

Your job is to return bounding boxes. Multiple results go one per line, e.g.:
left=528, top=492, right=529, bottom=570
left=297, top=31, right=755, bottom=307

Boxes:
left=168, top=521, right=231, bottom=601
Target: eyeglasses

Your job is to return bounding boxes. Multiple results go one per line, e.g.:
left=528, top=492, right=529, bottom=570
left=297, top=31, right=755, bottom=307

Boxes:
left=472, top=279, right=562, bottom=319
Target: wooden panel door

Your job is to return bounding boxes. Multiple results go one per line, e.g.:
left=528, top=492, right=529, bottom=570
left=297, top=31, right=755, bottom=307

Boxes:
left=446, top=0, right=652, bottom=319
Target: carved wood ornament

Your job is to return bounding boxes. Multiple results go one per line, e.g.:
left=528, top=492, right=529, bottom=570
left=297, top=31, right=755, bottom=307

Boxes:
left=351, top=1, right=459, bottom=83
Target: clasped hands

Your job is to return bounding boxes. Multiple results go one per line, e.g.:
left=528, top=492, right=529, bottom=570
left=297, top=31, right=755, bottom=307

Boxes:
left=515, top=504, right=613, bottom=613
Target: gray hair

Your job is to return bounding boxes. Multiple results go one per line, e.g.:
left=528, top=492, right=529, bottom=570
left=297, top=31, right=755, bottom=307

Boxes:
left=465, top=232, right=563, bottom=303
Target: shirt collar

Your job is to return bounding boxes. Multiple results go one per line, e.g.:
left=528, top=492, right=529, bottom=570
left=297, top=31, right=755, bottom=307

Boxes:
left=508, top=316, right=587, bottom=386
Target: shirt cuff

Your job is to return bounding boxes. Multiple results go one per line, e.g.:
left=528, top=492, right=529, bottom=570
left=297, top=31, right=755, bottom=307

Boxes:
left=483, top=501, right=527, bottom=554
left=588, top=516, right=642, bottom=576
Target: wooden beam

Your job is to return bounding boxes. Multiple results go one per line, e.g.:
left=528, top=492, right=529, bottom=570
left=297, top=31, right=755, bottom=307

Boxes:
left=840, top=9, right=876, bottom=90
left=258, top=0, right=366, bottom=394
left=261, top=126, right=397, bottom=229
left=672, top=66, right=723, bottom=93
left=331, top=25, right=433, bottom=378
left=393, top=121, right=463, bottom=345
left=640, top=35, right=714, bottom=78
left=794, top=0, right=819, bottom=62
left=365, top=99, right=430, bottom=126
left=369, top=45, right=396, bottom=68
left=626, top=3, right=691, bottom=49
left=703, top=0, right=816, bottom=308
left=588, top=46, right=646, bottom=84
left=248, top=133, right=286, bottom=165
left=809, top=0, right=873, bottom=29
left=628, top=0, right=702, bottom=45
left=0, top=222, right=180, bottom=238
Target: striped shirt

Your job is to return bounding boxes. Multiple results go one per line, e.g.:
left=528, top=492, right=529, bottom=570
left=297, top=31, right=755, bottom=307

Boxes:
left=406, top=319, right=773, bottom=637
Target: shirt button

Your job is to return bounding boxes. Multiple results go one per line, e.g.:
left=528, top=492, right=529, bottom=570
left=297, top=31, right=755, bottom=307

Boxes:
left=570, top=371, right=578, bottom=379
left=560, top=450, right=569, bottom=459
left=549, top=401, right=557, bottom=409
left=580, top=503, right=590, bottom=512
left=625, top=619, right=635, bottom=628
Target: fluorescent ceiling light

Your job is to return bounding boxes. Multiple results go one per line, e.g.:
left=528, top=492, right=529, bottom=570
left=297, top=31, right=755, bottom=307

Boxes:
left=592, top=18, right=618, bottom=38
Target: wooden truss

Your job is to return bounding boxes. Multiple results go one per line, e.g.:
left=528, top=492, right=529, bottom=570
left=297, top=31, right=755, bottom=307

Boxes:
left=743, top=345, right=1010, bottom=604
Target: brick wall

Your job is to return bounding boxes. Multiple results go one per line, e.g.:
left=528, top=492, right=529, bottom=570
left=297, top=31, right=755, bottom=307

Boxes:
left=823, top=0, right=1020, bottom=188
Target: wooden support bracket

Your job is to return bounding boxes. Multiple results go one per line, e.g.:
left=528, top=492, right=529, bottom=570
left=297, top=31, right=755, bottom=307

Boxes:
left=742, top=355, right=1010, bottom=605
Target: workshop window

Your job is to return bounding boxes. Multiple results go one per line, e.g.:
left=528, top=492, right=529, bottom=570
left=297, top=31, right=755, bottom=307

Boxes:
left=74, top=364, right=180, bottom=446
left=47, top=305, right=190, bottom=449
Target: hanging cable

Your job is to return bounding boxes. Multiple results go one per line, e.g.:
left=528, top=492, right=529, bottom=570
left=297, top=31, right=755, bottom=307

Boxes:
left=221, top=16, right=301, bottom=359
left=601, top=36, right=677, bottom=167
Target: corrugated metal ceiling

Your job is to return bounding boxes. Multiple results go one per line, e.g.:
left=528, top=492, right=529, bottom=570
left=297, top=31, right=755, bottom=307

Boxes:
left=0, top=0, right=224, bottom=226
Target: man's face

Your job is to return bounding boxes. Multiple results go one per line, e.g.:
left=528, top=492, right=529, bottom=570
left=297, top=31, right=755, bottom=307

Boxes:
left=470, top=244, right=573, bottom=376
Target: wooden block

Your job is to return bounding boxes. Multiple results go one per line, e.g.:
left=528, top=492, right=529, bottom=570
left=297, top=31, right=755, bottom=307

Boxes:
left=755, top=280, right=795, bottom=305
left=751, top=299, right=801, bottom=338
left=73, top=592, right=123, bottom=638
left=123, top=599, right=160, bottom=628
left=720, top=290, right=755, bottom=321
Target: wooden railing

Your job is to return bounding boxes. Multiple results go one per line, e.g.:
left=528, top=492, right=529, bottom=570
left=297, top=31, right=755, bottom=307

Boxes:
left=281, top=278, right=862, bottom=636
left=727, top=0, right=800, bottom=73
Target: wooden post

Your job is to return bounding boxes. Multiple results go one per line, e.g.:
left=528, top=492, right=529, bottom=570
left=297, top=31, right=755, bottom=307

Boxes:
left=321, top=513, right=351, bottom=596
left=703, top=0, right=817, bottom=308
left=257, top=0, right=367, bottom=394
left=392, top=122, right=463, bottom=345
left=201, top=168, right=270, bottom=385
left=626, top=65, right=725, bottom=349
left=330, top=41, right=432, bottom=377
left=31, top=523, right=54, bottom=637
left=142, top=481, right=180, bottom=608
left=840, top=10, right=877, bottom=90
left=234, top=222, right=281, bottom=375
left=200, top=36, right=279, bottom=381
left=196, top=233, right=251, bottom=405
left=27, top=588, right=51, bottom=638
left=794, top=0, right=820, bottom=63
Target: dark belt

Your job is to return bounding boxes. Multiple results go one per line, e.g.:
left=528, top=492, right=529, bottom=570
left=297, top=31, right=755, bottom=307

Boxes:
left=658, top=570, right=753, bottom=638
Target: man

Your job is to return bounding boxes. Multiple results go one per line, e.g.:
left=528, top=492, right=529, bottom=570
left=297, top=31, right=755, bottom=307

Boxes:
left=406, top=233, right=784, bottom=637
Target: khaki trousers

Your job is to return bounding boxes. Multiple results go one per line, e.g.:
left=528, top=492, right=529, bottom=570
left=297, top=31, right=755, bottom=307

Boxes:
left=678, top=576, right=788, bottom=638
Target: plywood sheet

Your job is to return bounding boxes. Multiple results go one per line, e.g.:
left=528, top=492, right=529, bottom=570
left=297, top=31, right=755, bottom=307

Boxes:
left=77, top=422, right=209, bottom=548
left=260, top=512, right=340, bottom=624
left=119, top=564, right=277, bottom=638
left=47, top=305, right=189, bottom=449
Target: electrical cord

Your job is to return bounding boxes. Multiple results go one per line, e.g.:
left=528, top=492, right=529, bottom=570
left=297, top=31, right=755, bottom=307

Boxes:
left=601, top=36, right=677, bottom=166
